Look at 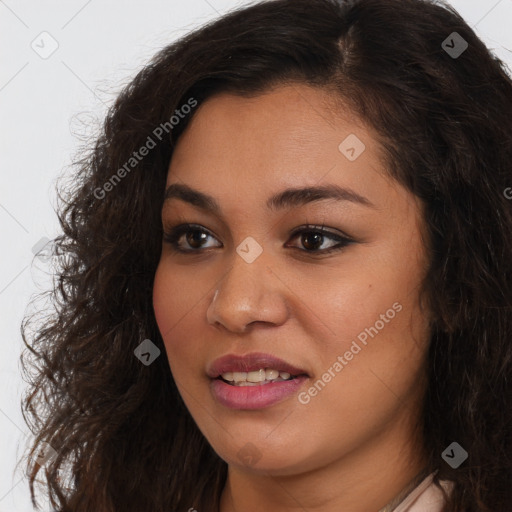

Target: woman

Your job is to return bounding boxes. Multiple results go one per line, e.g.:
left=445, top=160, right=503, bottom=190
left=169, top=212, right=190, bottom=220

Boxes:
left=21, top=0, right=512, bottom=511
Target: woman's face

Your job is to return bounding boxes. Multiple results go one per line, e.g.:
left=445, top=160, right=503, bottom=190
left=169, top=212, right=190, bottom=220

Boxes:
left=153, top=84, right=431, bottom=476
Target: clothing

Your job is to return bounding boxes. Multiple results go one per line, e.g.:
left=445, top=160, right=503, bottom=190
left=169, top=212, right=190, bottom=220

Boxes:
left=393, top=473, right=452, bottom=512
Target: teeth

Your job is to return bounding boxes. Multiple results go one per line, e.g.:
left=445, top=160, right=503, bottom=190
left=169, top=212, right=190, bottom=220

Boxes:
left=247, top=369, right=266, bottom=382
left=265, top=369, right=279, bottom=380
left=220, top=368, right=296, bottom=385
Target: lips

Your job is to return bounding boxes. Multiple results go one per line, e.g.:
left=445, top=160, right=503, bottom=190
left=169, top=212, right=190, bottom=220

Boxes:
left=206, top=352, right=309, bottom=379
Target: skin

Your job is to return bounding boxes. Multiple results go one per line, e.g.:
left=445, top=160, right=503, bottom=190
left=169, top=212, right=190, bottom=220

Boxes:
left=153, top=84, right=432, bottom=512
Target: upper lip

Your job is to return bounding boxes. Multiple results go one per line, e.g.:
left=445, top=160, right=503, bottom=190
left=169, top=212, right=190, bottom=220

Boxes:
left=207, top=352, right=309, bottom=378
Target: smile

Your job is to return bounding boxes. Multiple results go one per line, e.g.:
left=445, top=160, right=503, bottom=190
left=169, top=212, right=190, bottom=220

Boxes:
left=207, top=352, right=310, bottom=409
left=220, top=368, right=296, bottom=386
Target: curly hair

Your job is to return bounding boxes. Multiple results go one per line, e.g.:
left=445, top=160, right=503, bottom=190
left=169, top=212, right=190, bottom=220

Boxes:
left=20, top=0, right=512, bottom=510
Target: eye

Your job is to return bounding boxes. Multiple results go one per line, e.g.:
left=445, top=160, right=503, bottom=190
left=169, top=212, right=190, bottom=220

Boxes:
left=162, top=223, right=354, bottom=255
left=163, top=223, right=221, bottom=252
left=287, top=224, right=354, bottom=254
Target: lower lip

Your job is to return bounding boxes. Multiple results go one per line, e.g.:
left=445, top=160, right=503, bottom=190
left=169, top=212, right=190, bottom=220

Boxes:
left=210, top=376, right=309, bottom=410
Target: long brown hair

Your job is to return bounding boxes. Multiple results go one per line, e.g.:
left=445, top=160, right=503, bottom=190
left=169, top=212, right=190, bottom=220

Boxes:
left=21, top=0, right=512, bottom=510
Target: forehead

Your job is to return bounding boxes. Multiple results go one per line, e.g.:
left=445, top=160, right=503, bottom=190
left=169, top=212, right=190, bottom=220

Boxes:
left=167, top=85, right=384, bottom=197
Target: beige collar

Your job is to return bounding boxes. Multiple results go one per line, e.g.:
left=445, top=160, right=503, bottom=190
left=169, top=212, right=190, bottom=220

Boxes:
left=377, top=469, right=433, bottom=512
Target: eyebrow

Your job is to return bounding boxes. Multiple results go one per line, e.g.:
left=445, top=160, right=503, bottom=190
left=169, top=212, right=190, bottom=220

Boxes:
left=163, top=182, right=375, bottom=214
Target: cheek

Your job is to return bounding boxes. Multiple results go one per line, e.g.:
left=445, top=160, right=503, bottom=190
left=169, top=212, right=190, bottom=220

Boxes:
left=152, top=265, right=174, bottom=336
left=152, top=263, right=207, bottom=372
left=152, top=262, right=204, bottom=337
left=307, top=254, right=429, bottom=388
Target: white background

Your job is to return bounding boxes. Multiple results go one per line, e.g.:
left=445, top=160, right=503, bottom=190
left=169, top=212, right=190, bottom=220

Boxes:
left=1, top=1, right=511, bottom=510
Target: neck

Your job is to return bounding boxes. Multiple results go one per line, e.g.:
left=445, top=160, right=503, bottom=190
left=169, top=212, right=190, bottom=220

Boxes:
left=219, top=418, right=427, bottom=512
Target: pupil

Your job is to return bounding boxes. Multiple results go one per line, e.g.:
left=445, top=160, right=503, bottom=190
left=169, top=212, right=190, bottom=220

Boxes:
left=302, top=233, right=322, bottom=250
left=187, top=230, right=207, bottom=248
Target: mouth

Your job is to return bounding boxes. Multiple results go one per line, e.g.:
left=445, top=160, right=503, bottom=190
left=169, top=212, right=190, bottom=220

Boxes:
left=207, top=352, right=310, bottom=409
left=207, top=352, right=309, bottom=382
left=216, top=368, right=306, bottom=386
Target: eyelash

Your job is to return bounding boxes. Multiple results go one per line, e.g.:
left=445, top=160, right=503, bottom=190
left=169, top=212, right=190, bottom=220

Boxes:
left=162, top=223, right=354, bottom=255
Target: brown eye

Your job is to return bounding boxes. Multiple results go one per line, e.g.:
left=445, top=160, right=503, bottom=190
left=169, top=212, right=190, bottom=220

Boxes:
left=163, top=223, right=353, bottom=255
left=301, top=232, right=324, bottom=251
left=185, top=229, right=209, bottom=249
left=287, top=225, right=354, bottom=255
left=163, top=224, right=222, bottom=252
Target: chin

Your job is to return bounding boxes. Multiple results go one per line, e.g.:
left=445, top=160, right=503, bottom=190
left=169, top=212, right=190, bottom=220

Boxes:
left=214, top=439, right=313, bottom=475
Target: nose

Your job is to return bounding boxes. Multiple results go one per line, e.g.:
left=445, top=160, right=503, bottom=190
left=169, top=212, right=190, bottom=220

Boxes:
left=206, top=251, right=290, bottom=333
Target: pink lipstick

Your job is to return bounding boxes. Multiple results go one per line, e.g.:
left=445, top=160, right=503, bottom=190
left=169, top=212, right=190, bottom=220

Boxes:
left=207, top=352, right=309, bottom=410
